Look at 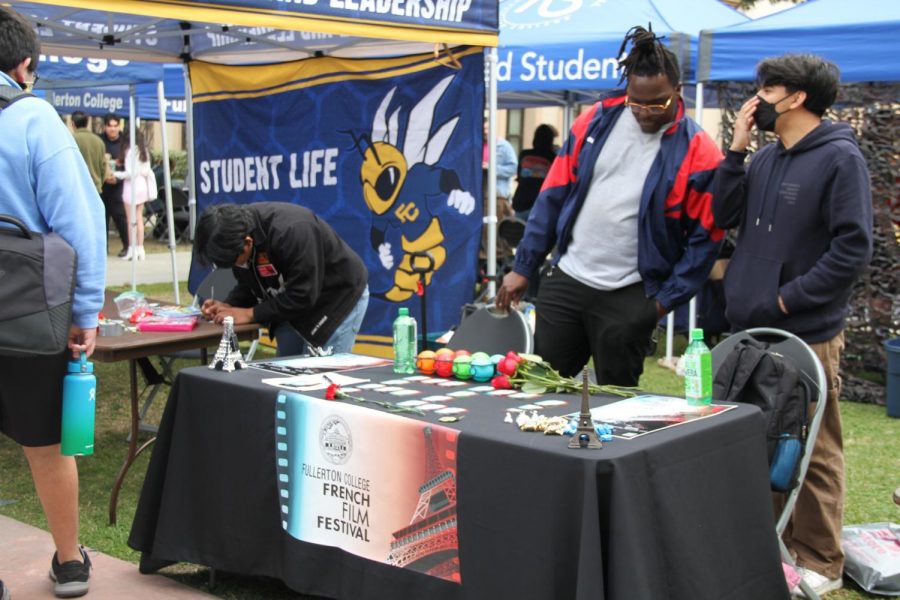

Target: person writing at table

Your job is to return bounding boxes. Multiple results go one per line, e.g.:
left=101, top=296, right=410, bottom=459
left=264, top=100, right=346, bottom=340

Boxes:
left=495, top=25, right=724, bottom=387
left=195, top=202, right=369, bottom=357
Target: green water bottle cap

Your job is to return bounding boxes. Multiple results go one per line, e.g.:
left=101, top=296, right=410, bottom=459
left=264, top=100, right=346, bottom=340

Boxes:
left=690, top=328, right=705, bottom=341
left=398, top=307, right=409, bottom=316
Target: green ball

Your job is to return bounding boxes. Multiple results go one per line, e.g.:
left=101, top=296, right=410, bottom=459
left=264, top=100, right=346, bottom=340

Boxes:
left=452, top=355, right=473, bottom=380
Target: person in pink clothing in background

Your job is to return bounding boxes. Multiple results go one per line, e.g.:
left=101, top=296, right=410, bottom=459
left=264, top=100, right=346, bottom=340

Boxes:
left=115, top=130, right=156, bottom=260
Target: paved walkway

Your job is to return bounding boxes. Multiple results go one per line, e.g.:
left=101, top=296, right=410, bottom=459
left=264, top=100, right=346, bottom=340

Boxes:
left=0, top=515, right=215, bottom=599
left=106, top=249, right=193, bottom=288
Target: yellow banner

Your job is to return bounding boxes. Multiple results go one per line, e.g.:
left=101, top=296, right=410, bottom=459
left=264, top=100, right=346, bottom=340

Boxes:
left=189, top=46, right=482, bottom=101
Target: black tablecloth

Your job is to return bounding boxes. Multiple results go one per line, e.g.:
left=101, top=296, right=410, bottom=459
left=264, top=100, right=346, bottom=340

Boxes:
left=129, top=365, right=789, bottom=600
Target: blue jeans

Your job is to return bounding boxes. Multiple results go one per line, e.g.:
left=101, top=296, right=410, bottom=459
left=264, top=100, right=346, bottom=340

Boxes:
left=273, top=287, right=369, bottom=357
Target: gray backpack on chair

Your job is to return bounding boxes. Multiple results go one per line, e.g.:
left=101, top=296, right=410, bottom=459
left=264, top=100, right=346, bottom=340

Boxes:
left=0, top=88, right=78, bottom=357
left=712, top=337, right=811, bottom=492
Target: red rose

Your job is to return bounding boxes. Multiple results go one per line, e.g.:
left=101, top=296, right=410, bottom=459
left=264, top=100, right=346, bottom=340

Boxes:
left=506, top=351, right=523, bottom=363
left=325, top=383, right=340, bottom=400
left=491, top=374, right=512, bottom=389
left=497, top=357, right=518, bottom=376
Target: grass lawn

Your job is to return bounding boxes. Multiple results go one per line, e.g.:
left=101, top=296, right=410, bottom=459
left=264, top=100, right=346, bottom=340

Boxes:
left=1, top=287, right=897, bottom=599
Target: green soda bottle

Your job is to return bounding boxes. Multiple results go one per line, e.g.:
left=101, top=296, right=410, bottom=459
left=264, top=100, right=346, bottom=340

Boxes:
left=392, top=307, right=417, bottom=374
left=684, top=328, right=712, bottom=406
left=61, top=352, right=96, bottom=456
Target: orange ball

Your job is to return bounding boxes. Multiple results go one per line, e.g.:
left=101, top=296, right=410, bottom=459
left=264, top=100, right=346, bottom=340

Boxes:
left=416, top=350, right=437, bottom=375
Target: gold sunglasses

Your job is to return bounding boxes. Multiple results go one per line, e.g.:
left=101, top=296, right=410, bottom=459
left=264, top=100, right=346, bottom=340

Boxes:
left=624, top=94, right=674, bottom=115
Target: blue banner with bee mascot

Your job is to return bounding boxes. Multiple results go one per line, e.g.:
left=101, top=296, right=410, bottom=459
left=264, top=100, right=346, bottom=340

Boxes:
left=190, top=48, right=484, bottom=356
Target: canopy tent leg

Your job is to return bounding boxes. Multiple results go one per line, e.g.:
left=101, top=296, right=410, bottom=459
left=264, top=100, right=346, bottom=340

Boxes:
left=485, top=47, right=498, bottom=299
left=157, top=80, right=180, bottom=304
left=128, top=89, right=139, bottom=291
left=184, top=65, right=197, bottom=241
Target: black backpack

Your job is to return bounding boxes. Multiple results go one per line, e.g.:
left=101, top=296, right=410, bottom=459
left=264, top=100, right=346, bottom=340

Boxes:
left=0, top=86, right=32, bottom=110
left=712, top=337, right=812, bottom=492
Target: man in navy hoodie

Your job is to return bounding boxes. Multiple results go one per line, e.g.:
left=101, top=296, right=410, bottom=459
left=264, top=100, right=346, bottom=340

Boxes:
left=714, top=54, right=873, bottom=598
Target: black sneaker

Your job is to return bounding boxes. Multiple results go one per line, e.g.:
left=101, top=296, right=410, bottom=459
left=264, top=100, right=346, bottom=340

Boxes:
left=0, top=579, right=10, bottom=600
left=48, top=546, right=91, bottom=598
left=117, top=248, right=129, bottom=258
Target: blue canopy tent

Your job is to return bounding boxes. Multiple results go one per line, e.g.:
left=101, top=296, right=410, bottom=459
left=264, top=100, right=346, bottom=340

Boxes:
left=30, top=56, right=184, bottom=295
left=10, top=0, right=500, bottom=357
left=135, top=65, right=187, bottom=122
left=497, top=0, right=746, bottom=108
left=34, top=62, right=186, bottom=121
left=698, top=0, right=900, bottom=83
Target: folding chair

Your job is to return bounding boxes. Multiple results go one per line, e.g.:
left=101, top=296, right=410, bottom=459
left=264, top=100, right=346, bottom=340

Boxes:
left=143, top=195, right=165, bottom=238
left=448, top=303, right=533, bottom=355
left=152, top=186, right=191, bottom=242
left=711, top=328, right=828, bottom=600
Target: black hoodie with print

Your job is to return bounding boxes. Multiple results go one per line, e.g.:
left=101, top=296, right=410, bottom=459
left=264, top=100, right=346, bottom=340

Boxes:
left=713, top=120, right=873, bottom=344
left=223, top=202, right=368, bottom=347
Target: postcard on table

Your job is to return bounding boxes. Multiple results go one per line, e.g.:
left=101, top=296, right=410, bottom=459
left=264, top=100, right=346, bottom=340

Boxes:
left=261, top=371, right=368, bottom=392
left=569, top=394, right=737, bottom=439
left=251, top=353, right=391, bottom=376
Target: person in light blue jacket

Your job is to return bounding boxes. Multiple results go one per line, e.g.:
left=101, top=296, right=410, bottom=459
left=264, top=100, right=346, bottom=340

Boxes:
left=0, top=6, right=105, bottom=598
left=481, top=122, right=519, bottom=262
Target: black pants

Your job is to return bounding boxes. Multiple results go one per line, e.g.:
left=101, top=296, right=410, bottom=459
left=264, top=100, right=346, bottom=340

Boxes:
left=101, top=182, right=128, bottom=249
left=534, top=267, right=658, bottom=387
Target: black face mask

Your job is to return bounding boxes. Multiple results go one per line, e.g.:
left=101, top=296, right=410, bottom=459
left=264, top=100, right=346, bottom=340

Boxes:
left=754, top=93, right=792, bottom=132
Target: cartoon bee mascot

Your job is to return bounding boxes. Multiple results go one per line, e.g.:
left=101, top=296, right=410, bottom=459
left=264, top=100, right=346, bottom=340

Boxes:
left=355, top=75, right=476, bottom=302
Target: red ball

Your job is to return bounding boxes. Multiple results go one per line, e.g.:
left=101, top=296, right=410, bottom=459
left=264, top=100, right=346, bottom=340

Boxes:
left=435, top=356, right=455, bottom=377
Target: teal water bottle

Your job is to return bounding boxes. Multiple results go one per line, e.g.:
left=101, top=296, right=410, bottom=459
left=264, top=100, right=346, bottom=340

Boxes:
left=61, top=352, right=96, bottom=456
left=684, top=328, right=712, bottom=406
left=392, top=307, right=417, bottom=374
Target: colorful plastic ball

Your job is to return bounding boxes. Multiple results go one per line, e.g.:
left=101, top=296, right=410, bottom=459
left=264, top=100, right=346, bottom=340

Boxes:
left=470, top=355, right=494, bottom=382
left=435, top=348, right=455, bottom=360
left=452, top=355, right=473, bottom=380
left=490, top=354, right=505, bottom=366
left=470, top=351, right=490, bottom=363
left=416, top=350, right=437, bottom=375
left=453, top=349, right=471, bottom=359
left=435, top=354, right=455, bottom=378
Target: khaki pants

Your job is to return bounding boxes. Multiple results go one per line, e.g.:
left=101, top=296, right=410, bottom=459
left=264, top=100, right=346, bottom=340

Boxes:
left=779, top=331, right=845, bottom=579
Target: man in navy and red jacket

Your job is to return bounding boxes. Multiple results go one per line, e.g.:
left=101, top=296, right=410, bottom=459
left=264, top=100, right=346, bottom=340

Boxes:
left=496, top=26, right=724, bottom=386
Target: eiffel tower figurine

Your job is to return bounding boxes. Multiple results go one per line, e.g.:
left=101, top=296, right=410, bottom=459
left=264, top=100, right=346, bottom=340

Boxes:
left=210, top=316, right=246, bottom=372
left=568, top=367, right=602, bottom=449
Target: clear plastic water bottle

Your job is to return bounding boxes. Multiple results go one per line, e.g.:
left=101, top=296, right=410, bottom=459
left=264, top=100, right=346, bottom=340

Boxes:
left=683, top=328, right=712, bottom=406
left=392, top=307, right=417, bottom=374
left=61, top=352, right=97, bottom=456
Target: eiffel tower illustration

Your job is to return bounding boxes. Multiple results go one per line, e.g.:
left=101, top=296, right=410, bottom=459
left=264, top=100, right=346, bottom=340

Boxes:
left=386, top=426, right=460, bottom=582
